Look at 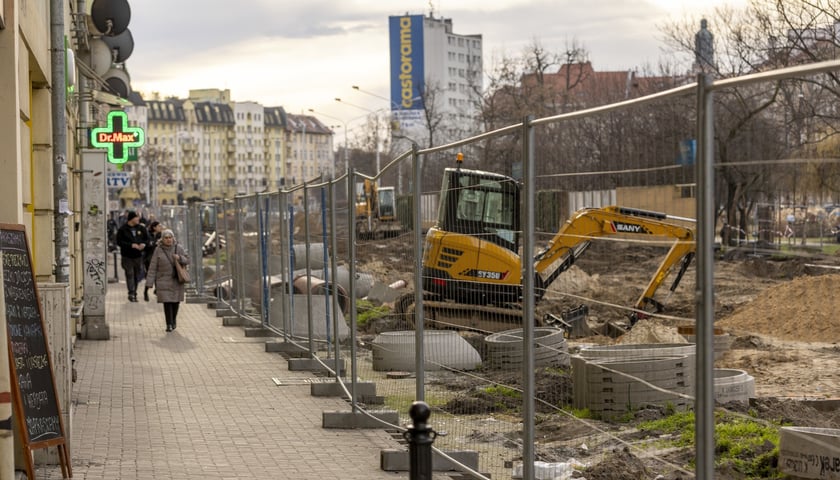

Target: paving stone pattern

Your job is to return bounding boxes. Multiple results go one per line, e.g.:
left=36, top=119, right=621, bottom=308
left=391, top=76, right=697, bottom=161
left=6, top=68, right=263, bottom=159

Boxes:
left=37, top=281, right=410, bottom=479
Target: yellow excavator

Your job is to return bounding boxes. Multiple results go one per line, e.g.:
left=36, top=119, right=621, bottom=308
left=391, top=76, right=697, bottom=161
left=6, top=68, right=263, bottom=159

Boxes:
left=395, top=157, right=696, bottom=332
left=355, top=179, right=403, bottom=239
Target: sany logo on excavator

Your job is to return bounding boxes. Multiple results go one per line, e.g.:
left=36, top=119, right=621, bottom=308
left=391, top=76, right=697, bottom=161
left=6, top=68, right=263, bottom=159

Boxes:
left=611, top=221, right=652, bottom=234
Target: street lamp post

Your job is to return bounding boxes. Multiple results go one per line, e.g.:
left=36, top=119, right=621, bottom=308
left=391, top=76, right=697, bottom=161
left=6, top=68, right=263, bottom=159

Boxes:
left=351, top=85, right=396, bottom=107
left=173, top=130, right=189, bottom=205
left=350, top=86, right=421, bottom=195
left=335, top=98, right=383, bottom=182
left=350, top=85, right=421, bottom=137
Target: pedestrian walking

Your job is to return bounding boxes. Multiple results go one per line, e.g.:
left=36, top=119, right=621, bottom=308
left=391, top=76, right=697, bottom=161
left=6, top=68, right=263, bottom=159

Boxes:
left=116, top=211, right=150, bottom=302
left=146, top=229, right=190, bottom=332
left=143, top=220, right=164, bottom=301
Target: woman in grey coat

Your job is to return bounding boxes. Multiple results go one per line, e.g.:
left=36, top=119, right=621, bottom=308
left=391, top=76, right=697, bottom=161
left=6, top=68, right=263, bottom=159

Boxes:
left=146, top=229, right=190, bottom=332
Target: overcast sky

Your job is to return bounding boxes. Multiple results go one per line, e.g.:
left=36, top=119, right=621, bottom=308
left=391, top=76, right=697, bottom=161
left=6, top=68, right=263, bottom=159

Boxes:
left=127, top=0, right=745, bottom=139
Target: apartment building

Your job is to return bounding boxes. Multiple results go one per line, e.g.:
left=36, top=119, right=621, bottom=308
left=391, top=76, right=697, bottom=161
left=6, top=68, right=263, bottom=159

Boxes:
left=388, top=13, right=483, bottom=146
left=123, top=90, right=333, bottom=205
left=264, top=106, right=289, bottom=190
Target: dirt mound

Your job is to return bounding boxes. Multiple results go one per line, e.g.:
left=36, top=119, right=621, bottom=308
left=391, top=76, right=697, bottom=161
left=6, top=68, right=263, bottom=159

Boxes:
left=616, top=318, right=688, bottom=344
left=585, top=447, right=651, bottom=480
left=738, top=256, right=808, bottom=279
left=717, top=273, right=840, bottom=342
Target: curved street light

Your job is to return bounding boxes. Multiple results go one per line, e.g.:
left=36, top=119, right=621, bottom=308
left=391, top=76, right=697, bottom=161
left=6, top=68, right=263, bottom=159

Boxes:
left=335, top=98, right=387, bottom=180
left=351, top=85, right=401, bottom=110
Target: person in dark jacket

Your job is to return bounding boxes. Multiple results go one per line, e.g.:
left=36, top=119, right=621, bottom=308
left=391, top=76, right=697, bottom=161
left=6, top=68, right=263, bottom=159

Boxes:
left=143, top=220, right=163, bottom=301
left=116, top=211, right=150, bottom=302
left=146, top=229, right=190, bottom=332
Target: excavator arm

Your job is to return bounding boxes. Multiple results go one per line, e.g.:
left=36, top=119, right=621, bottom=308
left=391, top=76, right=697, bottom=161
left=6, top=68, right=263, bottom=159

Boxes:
left=632, top=240, right=695, bottom=323
left=533, top=206, right=696, bottom=320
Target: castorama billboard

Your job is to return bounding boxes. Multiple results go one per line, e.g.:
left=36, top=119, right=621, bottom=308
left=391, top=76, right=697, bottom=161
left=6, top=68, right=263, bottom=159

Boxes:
left=389, top=15, right=424, bottom=131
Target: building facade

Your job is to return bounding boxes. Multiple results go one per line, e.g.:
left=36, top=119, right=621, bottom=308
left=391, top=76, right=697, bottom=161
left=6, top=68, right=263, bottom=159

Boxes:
left=388, top=13, right=483, bottom=146
left=122, top=92, right=333, bottom=206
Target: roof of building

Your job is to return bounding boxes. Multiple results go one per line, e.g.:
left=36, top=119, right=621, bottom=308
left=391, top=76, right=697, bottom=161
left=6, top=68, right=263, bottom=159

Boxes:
left=127, top=91, right=146, bottom=106
left=264, top=106, right=288, bottom=128
left=285, top=114, right=332, bottom=134
left=145, top=98, right=186, bottom=122
left=193, top=102, right=235, bottom=125
left=520, top=62, right=678, bottom=105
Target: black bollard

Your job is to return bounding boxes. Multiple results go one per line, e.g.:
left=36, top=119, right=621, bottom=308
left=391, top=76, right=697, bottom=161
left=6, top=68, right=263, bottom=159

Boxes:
left=404, top=401, right=437, bottom=480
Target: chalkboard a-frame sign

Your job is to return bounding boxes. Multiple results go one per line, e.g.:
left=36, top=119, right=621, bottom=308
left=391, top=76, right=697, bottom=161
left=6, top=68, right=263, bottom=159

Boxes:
left=1, top=224, right=71, bottom=479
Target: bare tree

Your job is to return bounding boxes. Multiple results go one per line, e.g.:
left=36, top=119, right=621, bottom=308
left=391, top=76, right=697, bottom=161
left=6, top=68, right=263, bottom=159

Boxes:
left=478, top=38, right=695, bottom=190
left=660, top=0, right=840, bottom=245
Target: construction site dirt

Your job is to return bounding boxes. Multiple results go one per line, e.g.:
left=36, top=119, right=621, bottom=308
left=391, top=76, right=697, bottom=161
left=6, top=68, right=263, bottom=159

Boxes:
left=348, top=231, right=840, bottom=480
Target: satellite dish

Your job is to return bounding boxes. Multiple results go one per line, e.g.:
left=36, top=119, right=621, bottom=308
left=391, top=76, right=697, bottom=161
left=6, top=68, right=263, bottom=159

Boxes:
left=89, top=38, right=113, bottom=76
left=103, top=67, right=130, bottom=99
left=102, top=28, right=134, bottom=63
left=90, top=0, right=131, bottom=36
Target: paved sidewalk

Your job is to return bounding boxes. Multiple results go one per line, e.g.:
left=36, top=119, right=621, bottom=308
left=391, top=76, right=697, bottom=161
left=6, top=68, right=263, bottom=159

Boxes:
left=37, top=279, right=409, bottom=479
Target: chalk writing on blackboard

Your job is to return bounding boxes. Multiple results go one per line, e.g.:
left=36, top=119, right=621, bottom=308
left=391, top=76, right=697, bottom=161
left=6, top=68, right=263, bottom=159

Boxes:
left=2, top=224, right=72, bottom=480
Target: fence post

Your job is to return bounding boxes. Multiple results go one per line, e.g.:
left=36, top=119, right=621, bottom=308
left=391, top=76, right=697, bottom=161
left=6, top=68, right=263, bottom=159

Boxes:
left=405, top=401, right=436, bottom=480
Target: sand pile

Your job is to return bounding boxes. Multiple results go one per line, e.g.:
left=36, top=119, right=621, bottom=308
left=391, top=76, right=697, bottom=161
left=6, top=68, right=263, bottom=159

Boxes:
left=718, top=273, right=840, bottom=343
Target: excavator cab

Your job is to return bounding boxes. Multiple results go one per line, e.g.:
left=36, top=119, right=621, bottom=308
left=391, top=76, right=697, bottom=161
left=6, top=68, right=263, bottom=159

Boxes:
left=378, top=186, right=396, bottom=221
left=438, top=168, right=520, bottom=252
left=423, top=167, right=522, bottom=306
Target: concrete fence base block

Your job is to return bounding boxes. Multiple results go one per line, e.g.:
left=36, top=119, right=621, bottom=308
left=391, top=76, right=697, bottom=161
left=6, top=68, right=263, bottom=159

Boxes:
left=264, top=341, right=308, bottom=354
left=185, top=296, right=212, bottom=304
left=360, top=394, right=385, bottom=405
left=310, top=381, right=376, bottom=398
left=285, top=350, right=312, bottom=359
left=243, top=327, right=280, bottom=338
left=322, top=410, right=399, bottom=429
left=288, top=358, right=345, bottom=375
left=222, top=316, right=249, bottom=327
left=215, top=308, right=234, bottom=317
left=380, top=449, right=479, bottom=472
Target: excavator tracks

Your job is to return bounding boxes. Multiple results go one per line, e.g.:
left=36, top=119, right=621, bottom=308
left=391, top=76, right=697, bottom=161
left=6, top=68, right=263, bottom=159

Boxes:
left=394, top=292, right=538, bottom=333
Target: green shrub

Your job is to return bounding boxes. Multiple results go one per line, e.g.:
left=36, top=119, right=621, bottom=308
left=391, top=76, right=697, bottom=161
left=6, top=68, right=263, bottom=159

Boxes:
left=355, top=299, right=391, bottom=328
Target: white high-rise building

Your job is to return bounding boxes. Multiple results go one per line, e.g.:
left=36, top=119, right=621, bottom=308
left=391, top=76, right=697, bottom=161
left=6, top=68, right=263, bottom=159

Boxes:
left=388, top=13, right=483, bottom=146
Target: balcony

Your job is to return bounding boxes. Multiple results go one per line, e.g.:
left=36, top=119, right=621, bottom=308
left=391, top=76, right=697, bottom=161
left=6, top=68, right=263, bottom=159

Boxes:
left=181, top=154, right=197, bottom=166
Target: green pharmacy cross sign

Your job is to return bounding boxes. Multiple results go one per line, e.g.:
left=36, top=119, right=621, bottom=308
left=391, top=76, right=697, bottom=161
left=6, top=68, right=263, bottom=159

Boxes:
left=90, top=111, right=145, bottom=164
